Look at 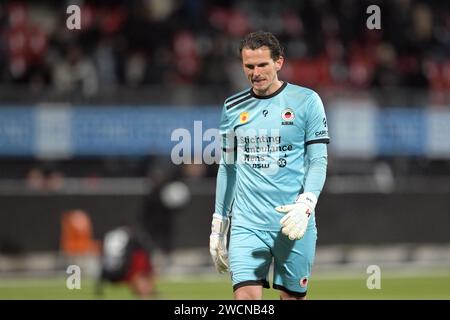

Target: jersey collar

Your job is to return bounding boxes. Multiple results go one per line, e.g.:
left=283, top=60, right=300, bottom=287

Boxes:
left=250, top=81, right=288, bottom=99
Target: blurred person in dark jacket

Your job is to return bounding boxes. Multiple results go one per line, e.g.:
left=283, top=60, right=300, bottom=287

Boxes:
left=97, top=225, right=156, bottom=299
left=139, top=161, right=191, bottom=260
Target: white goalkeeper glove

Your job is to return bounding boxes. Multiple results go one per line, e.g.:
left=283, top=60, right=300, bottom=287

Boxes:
left=275, top=192, right=317, bottom=240
left=209, top=214, right=230, bottom=273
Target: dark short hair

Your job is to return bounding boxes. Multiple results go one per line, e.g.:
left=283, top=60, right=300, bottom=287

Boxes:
left=239, top=31, right=284, bottom=60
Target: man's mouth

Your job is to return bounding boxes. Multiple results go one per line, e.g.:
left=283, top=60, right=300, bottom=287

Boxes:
left=252, top=78, right=264, bottom=84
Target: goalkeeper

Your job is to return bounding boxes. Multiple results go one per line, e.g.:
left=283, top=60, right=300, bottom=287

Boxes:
left=209, top=31, right=329, bottom=300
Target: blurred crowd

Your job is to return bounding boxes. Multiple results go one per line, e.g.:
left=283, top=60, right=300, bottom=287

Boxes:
left=0, top=0, right=448, bottom=105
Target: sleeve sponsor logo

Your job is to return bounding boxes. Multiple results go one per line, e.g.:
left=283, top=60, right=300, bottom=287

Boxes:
left=315, top=130, right=328, bottom=137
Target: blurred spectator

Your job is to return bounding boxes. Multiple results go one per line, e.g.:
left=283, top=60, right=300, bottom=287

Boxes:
left=0, top=0, right=447, bottom=103
left=4, top=2, right=49, bottom=86
left=25, top=167, right=46, bottom=190
left=25, top=163, right=65, bottom=192
left=401, top=55, right=430, bottom=107
left=97, top=225, right=156, bottom=299
left=370, top=42, right=403, bottom=107
left=139, top=160, right=191, bottom=260
left=94, top=38, right=118, bottom=89
left=51, top=45, right=99, bottom=97
left=124, top=50, right=147, bottom=87
left=60, top=209, right=100, bottom=256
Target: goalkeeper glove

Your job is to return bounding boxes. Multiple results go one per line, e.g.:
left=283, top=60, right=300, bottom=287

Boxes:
left=209, top=214, right=230, bottom=273
left=275, top=192, right=317, bottom=240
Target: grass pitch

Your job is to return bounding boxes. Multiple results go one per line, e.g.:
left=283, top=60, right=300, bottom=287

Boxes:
left=0, top=272, right=449, bottom=300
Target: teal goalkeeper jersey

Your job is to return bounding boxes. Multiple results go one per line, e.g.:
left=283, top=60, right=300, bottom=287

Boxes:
left=216, top=82, right=330, bottom=231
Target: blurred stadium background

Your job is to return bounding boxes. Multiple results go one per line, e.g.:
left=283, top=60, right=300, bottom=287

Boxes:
left=0, top=0, right=449, bottom=299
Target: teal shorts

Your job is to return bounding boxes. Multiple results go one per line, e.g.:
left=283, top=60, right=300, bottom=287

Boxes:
left=229, top=220, right=317, bottom=297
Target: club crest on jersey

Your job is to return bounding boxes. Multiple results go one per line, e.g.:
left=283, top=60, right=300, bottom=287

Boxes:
left=240, top=111, right=249, bottom=124
left=281, top=108, right=294, bottom=125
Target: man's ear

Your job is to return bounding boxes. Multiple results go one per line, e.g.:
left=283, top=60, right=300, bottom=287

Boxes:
left=275, top=56, right=284, bottom=71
